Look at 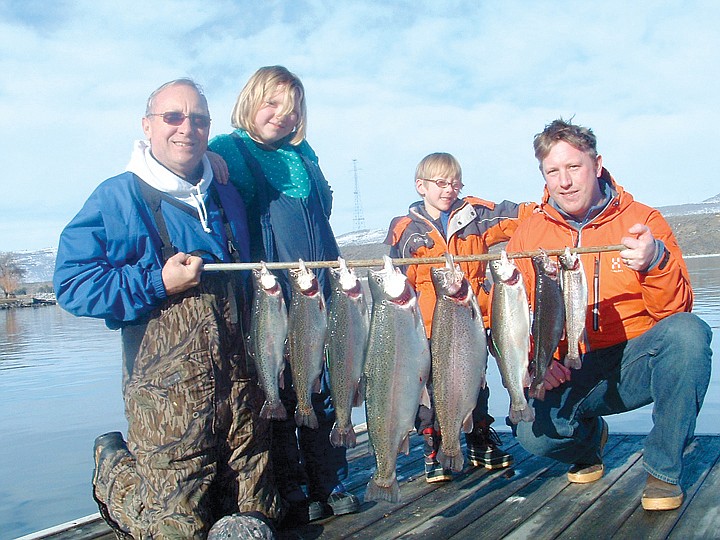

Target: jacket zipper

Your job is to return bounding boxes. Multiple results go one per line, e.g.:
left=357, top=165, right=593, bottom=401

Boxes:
left=592, top=256, right=600, bottom=331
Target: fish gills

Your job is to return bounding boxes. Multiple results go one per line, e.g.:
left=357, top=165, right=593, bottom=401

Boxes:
left=327, top=257, right=370, bottom=448
left=559, top=247, right=588, bottom=370
left=529, top=250, right=566, bottom=401
left=364, top=256, right=431, bottom=503
left=430, top=254, right=488, bottom=472
left=249, top=262, right=288, bottom=420
left=287, top=260, right=327, bottom=429
left=489, top=251, right=534, bottom=424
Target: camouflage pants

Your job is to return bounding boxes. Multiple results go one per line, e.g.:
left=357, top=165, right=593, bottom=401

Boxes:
left=93, top=278, right=284, bottom=539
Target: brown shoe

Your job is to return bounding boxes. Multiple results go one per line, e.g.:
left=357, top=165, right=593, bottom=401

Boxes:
left=641, top=475, right=684, bottom=511
left=567, top=418, right=608, bottom=484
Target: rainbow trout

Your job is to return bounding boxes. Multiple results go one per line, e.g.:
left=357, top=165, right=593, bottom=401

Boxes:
left=364, top=256, right=431, bottom=503
left=559, top=247, right=588, bottom=370
left=327, top=257, right=370, bottom=448
left=489, top=251, right=534, bottom=424
left=248, top=262, right=288, bottom=420
left=529, top=250, right=566, bottom=401
left=287, top=259, right=327, bottom=429
left=431, top=254, right=488, bottom=472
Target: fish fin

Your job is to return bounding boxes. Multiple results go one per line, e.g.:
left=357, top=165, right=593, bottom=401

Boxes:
left=479, top=373, right=487, bottom=390
left=260, top=400, right=287, bottom=421
left=330, top=424, right=357, bottom=448
left=364, top=477, right=400, bottom=503
left=522, top=406, right=536, bottom=423
left=245, top=334, right=255, bottom=358
left=352, top=378, right=366, bottom=408
left=345, top=427, right=357, bottom=448
left=509, top=399, right=535, bottom=424
left=419, top=385, right=432, bottom=410
left=522, top=369, right=532, bottom=388
left=295, top=408, right=319, bottom=429
left=461, top=413, right=474, bottom=434
left=563, top=354, right=582, bottom=370
left=400, top=432, right=411, bottom=455
left=311, top=376, right=322, bottom=394
left=530, top=383, right=546, bottom=401
left=278, top=363, right=286, bottom=390
left=438, top=447, right=464, bottom=473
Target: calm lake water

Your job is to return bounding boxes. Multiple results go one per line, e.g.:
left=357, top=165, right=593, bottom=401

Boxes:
left=1, top=255, right=719, bottom=539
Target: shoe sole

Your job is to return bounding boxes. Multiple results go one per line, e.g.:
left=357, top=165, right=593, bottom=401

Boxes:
left=642, top=493, right=684, bottom=511
left=469, top=457, right=514, bottom=469
left=567, top=464, right=604, bottom=483
left=425, top=474, right=452, bottom=483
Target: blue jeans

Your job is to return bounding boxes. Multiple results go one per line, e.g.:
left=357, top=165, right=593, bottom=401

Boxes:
left=512, top=312, right=712, bottom=484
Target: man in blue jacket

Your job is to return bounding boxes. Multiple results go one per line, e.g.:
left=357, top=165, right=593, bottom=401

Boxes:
left=54, top=79, right=282, bottom=539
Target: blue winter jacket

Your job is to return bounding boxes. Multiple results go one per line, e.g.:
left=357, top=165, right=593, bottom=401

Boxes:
left=54, top=172, right=250, bottom=329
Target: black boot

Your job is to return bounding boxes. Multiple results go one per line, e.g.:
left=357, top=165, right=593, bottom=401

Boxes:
left=466, top=425, right=513, bottom=470
left=422, top=428, right=452, bottom=483
left=92, top=432, right=134, bottom=540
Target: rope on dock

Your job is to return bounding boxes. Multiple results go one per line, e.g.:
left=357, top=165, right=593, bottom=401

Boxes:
left=203, top=244, right=627, bottom=272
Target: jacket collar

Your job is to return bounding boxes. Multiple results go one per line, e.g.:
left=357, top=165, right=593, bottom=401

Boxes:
left=541, top=168, right=630, bottom=228
left=408, top=198, right=475, bottom=239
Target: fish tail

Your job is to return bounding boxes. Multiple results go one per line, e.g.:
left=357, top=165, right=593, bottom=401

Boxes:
left=329, top=424, right=357, bottom=448
left=295, top=408, right=319, bottom=429
left=364, top=477, right=400, bottom=503
left=260, top=400, right=287, bottom=421
left=438, top=446, right=464, bottom=473
left=530, top=383, right=546, bottom=401
left=563, top=353, right=582, bottom=370
left=509, top=403, right=535, bottom=424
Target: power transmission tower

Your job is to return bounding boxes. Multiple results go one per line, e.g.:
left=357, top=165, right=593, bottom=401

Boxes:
left=352, top=159, right=366, bottom=231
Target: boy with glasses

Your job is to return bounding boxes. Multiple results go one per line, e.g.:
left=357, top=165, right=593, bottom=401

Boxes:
left=385, top=152, right=536, bottom=482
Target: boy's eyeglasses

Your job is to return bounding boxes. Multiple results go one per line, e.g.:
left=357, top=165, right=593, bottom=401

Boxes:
left=421, top=178, right=464, bottom=191
left=147, top=112, right=212, bottom=129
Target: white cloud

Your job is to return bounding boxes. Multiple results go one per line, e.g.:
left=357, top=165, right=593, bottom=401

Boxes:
left=1, top=0, right=718, bottom=250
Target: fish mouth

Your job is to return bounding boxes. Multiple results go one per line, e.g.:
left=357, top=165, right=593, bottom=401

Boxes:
left=298, top=280, right=320, bottom=296
left=389, top=283, right=414, bottom=305
left=503, top=268, right=522, bottom=286
left=446, top=278, right=470, bottom=301
left=345, top=281, right=363, bottom=298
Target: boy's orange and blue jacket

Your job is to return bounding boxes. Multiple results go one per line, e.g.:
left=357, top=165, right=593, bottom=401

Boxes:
left=385, top=197, right=537, bottom=337
left=507, top=169, right=693, bottom=352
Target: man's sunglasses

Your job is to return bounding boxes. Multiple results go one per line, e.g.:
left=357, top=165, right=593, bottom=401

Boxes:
left=147, top=112, right=211, bottom=129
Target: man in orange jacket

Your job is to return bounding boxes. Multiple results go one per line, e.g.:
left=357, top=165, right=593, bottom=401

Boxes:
left=507, top=118, right=712, bottom=511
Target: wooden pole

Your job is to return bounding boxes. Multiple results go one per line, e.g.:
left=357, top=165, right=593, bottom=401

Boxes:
left=203, top=244, right=627, bottom=273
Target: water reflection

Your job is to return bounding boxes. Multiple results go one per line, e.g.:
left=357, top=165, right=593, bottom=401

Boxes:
left=0, top=255, right=718, bottom=539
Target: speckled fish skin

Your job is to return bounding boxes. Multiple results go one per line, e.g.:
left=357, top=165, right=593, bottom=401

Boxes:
left=287, top=260, right=327, bottom=429
left=559, top=247, right=588, bottom=370
left=489, top=251, right=534, bottom=424
left=249, top=262, right=288, bottom=420
left=363, top=256, right=431, bottom=503
left=327, top=257, right=370, bottom=448
left=430, top=254, right=488, bottom=472
left=529, top=250, right=566, bottom=401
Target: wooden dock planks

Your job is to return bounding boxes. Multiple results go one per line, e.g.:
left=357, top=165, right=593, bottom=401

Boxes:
left=30, top=432, right=720, bottom=540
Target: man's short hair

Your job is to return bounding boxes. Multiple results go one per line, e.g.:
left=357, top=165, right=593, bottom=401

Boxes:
left=533, top=118, right=598, bottom=163
left=145, top=78, right=208, bottom=116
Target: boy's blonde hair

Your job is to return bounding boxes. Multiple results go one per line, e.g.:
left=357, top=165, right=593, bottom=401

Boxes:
left=415, top=152, right=462, bottom=184
left=230, top=65, right=307, bottom=145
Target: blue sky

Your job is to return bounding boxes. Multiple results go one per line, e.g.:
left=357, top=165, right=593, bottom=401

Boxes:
left=1, top=0, right=718, bottom=252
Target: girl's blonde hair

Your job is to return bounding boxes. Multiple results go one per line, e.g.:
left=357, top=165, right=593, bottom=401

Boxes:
left=230, top=66, right=307, bottom=145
